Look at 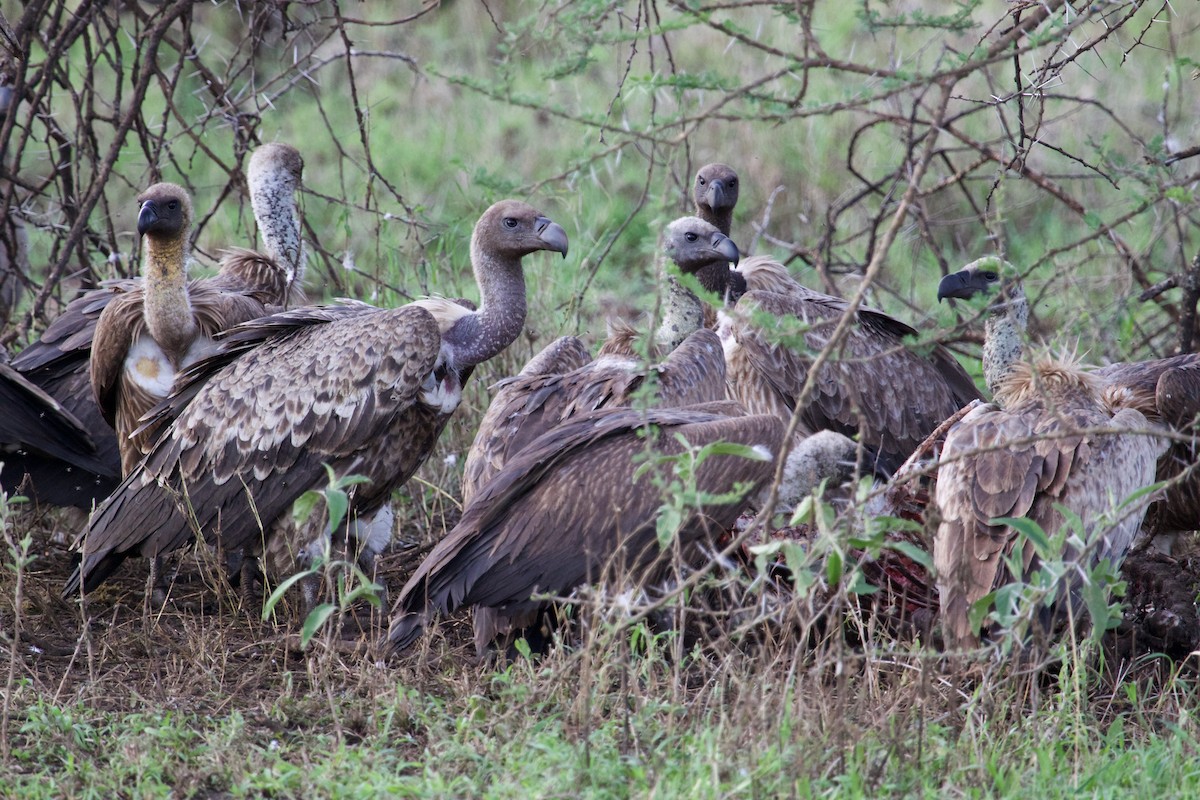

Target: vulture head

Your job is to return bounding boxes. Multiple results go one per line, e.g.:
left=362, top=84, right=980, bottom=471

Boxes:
left=473, top=199, right=569, bottom=262
left=136, top=183, right=193, bottom=240
left=938, top=256, right=1030, bottom=396
left=693, top=163, right=739, bottom=234
left=662, top=216, right=740, bottom=275
left=936, top=256, right=1024, bottom=316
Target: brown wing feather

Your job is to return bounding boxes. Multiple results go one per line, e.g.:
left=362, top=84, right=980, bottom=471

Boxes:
left=66, top=304, right=445, bottom=596
left=723, top=289, right=982, bottom=473
left=388, top=404, right=782, bottom=652
left=935, top=391, right=1165, bottom=649
left=462, top=329, right=728, bottom=504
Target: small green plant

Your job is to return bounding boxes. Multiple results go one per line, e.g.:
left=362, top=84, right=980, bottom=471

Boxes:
left=261, top=466, right=384, bottom=648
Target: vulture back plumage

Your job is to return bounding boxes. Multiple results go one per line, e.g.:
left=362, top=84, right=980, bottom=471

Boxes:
left=388, top=402, right=783, bottom=654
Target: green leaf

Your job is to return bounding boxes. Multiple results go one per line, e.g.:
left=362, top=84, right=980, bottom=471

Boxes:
left=261, top=568, right=318, bottom=621
left=326, top=489, right=350, bottom=534
left=991, top=516, right=1051, bottom=555
left=883, top=539, right=934, bottom=571
left=825, top=549, right=843, bottom=585
left=292, top=491, right=322, bottom=526
left=300, top=603, right=339, bottom=647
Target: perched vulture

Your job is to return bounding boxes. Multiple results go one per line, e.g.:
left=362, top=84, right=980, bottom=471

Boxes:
left=939, top=258, right=1200, bottom=544
left=7, top=143, right=306, bottom=502
left=386, top=402, right=783, bottom=655
left=934, top=257, right=1168, bottom=648
left=64, top=200, right=568, bottom=608
left=90, top=183, right=279, bottom=472
left=462, top=216, right=740, bottom=503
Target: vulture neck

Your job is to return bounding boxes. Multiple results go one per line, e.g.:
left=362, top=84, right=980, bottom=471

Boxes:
left=252, top=172, right=303, bottom=288
left=142, top=233, right=198, bottom=359
left=982, top=290, right=1029, bottom=397
left=698, top=205, right=734, bottom=238
left=655, top=259, right=747, bottom=352
left=447, top=244, right=527, bottom=367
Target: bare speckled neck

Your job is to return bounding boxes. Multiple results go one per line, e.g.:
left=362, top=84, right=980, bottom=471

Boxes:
left=982, top=289, right=1029, bottom=396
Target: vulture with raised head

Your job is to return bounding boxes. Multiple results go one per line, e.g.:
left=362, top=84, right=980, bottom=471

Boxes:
left=462, top=216, right=739, bottom=504
left=387, top=401, right=782, bottom=656
left=939, top=258, right=1200, bottom=545
left=693, top=162, right=739, bottom=238
left=7, top=144, right=307, bottom=501
left=65, top=200, right=568, bottom=607
left=90, top=183, right=277, bottom=472
left=934, top=257, right=1169, bottom=648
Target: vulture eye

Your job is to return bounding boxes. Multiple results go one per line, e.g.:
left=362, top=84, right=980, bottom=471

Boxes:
left=684, top=232, right=698, bottom=242
left=728, top=178, right=737, bottom=187
left=697, top=177, right=706, bottom=186
left=983, top=271, right=998, bottom=281
left=168, top=201, right=179, bottom=211
left=503, top=217, right=518, bottom=229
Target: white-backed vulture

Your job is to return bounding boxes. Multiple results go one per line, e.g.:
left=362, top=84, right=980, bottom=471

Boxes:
left=6, top=143, right=306, bottom=502
left=64, top=200, right=568, bottom=606
left=933, top=257, right=1169, bottom=648
left=386, top=401, right=783, bottom=655
left=938, top=258, right=1200, bottom=544
left=693, top=253, right=983, bottom=474
left=694, top=162, right=739, bottom=238
left=90, top=183, right=278, bottom=473
left=462, top=216, right=740, bottom=503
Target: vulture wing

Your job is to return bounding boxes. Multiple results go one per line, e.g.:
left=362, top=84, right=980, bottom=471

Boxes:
left=389, top=402, right=780, bottom=651
left=935, top=396, right=1164, bottom=648
left=723, top=288, right=982, bottom=473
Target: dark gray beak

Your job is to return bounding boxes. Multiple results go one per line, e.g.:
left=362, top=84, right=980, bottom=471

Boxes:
left=136, top=201, right=160, bottom=236
left=706, top=181, right=728, bottom=212
left=937, top=269, right=983, bottom=302
left=713, top=232, right=740, bottom=266
left=536, top=217, right=569, bottom=258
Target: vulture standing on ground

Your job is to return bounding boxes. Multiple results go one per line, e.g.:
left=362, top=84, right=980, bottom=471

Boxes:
left=89, top=183, right=280, bottom=472
left=387, top=402, right=783, bottom=655
left=64, top=200, right=568, bottom=608
left=461, top=216, right=740, bottom=503
left=933, top=257, right=1168, bottom=649
left=938, top=258, right=1200, bottom=546
left=6, top=143, right=306, bottom=502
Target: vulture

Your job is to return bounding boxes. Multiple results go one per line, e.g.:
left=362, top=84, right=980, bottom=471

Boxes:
left=692, top=250, right=983, bottom=474
left=90, top=183, right=279, bottom=472
left=6, top=143, right=306, bottom=502
left=386, top=402, right=783, bottom=655
left=461, top=216, right=740, bottom=503
left=933, top=257, right=1169, bottom=649
left=693, top=162, right=739, bottom=238
left=64, top=200, right=568, bottom=609
left=939, top=258, right=1200, bottom=545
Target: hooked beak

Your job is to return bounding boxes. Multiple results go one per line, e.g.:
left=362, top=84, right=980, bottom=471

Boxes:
left=705, top=180, right=728, bottom=212
left=713, top=232, right=740, bottom=266
left=535, top=217, right=569, bottom=258
left=937, top=269, right=983, bottom=302
left=136, top=201, right=160, bottom=237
